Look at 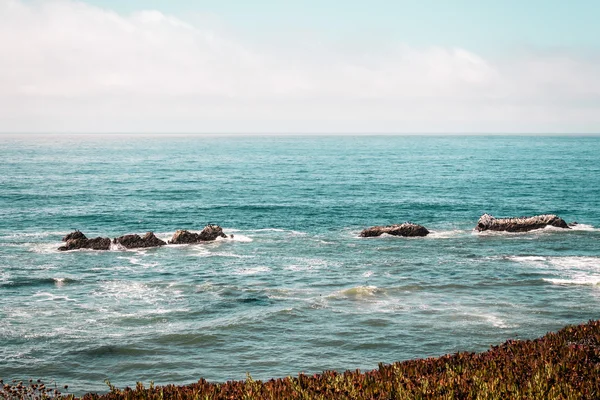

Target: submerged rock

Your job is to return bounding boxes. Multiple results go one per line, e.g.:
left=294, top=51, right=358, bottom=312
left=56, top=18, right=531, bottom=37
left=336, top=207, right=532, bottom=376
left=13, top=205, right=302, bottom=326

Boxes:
left=113, top=232, right=166, bottom=249
left=58, top=235, right=111, bottom=251
left=169, top=224, right=227, bottom=244
left=475, top=213, right=570, bottom=232
left=360, top=223, right=430, bottom=238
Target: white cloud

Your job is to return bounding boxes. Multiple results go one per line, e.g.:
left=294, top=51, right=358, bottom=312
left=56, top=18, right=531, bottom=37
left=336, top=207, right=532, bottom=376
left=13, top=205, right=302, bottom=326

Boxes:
left=0, top=0, right=599, bottom=133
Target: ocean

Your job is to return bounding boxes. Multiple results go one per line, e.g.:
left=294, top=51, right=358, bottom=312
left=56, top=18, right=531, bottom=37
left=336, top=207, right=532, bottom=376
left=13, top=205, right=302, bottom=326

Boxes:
left=1, top=134, right=599, bottom=395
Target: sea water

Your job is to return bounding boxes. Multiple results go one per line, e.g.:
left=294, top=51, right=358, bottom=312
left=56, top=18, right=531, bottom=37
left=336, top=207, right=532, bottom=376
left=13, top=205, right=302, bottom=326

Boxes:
left=0, top=134, right=599, bottom=394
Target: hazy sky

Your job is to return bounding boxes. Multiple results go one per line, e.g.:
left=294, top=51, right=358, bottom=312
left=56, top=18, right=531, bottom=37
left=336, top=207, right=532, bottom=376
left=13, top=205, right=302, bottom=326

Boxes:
left=2, top=0, right=599, bottom=133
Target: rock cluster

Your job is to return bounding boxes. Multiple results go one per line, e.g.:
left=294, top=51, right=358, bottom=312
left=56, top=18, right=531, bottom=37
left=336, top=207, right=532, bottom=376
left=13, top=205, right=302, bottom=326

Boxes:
left=360, top=223, right=430, bottom=237
left=58, top=231, right=111, bottom=251
left=58, top=224, right=228, bottom=251
left=475, top=213, right=570, bottom=233
left=113, top=232, right=167, bottom=249
left=169, top=225, right=227, bottom=244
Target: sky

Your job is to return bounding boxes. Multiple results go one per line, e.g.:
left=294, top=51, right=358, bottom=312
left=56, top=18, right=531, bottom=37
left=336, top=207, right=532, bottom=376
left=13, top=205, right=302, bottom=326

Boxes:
left=1, top=0, right=600, bottom=133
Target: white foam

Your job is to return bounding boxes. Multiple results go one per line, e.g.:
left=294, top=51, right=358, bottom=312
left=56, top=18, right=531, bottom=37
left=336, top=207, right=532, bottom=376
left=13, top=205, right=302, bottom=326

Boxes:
left=511, top=256, right=600, bottom=288
left=0, top=231, right=65, bottom=239
left=508, top=256, right=547, bottom=262
left=506, top=255, right=547, bottom=267
left=547, top=256, right=600, bottom=270
left=569, top=223, right=598, bottom=231
left=31, top=242, right=62, bottom=254
left=53, top=277, right=66, bottom=287
left=284, top=257, right=334, bottom=272
left=427, top=229, right=468, bottom=239
left=544, top=276, right=600, bottom=286
left=476, top=313, right=514, bottom=329
left=33, top=292, right=76, bottom=302
left=508, top=255, right=600, bottom=271
left=110, top=241, right=127, bottom=251
left=245, top=228, right=306, bottom=235
left=233, top=266, right=271, bottom=275
left=92, top=280, right=161, bottom=302
left=118, top=307, right=190, bottom=318
left=222, top=234, right=253, bottom=243
left=329, top=285, right=384, bottom=300
left=201, top=252, right=254, bottom=259
left=362, top=271, right=374, bottom=278
left=154, top=232, right=173, bottom=243
left=117, top=255, right=158, bottom=268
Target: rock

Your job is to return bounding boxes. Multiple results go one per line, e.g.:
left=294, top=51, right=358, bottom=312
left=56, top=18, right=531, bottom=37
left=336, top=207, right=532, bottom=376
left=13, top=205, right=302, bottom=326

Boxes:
left=360, top=223, right=430, bottom=237
left=58, top=236, right=111, bottom=251
left=475, top=213, right=570, bottom=232
left=169, top=230, right=200, bottom=244
left=62, top=230, right=87, bottom=242
left=113, top=232, right=166, bottom=249
left=198, top=224, right=227, bottom=241
left=169, top=225, right=227, bottom=244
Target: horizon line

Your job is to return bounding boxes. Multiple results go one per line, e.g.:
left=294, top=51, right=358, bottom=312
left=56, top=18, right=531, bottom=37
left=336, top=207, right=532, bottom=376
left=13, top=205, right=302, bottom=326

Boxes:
left=1, top=132, right=600, bottom=137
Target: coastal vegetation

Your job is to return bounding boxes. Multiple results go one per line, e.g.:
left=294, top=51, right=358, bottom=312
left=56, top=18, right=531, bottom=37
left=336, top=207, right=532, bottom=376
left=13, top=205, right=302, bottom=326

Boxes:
left=3, top=319, right=599, bottom=399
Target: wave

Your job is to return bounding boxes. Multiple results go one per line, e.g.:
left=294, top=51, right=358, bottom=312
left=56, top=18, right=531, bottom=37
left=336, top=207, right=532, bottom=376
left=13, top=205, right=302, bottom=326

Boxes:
left=33, top=291, right=77, bottom=302
left=240, top=228, right=307, bottom=235
left=73, top=344, right=150, bottom=357
left=1, top=276, right=78, bottom=288
left=509, top=255, right=600, bottom=289
left=509, top=255, right=600, bottom=269
left=329, top=285, right=386, bottom=300
left=0, top=231, right=65, bottom=240
left=116, top=255, right=159, bottom=268
left=544, top=277, right=600, bottom=286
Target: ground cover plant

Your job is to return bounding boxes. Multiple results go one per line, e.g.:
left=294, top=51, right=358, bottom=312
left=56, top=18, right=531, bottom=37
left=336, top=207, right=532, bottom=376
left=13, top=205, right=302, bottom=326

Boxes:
left=2, top=320, right=600, bottom=399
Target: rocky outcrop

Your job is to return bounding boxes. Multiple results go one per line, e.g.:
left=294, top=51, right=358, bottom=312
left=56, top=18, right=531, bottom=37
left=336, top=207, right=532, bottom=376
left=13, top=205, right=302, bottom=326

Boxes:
left=113, top=232, right=166, bottom=249
left=58, top=234, right=111, bottom=251
left=360, top=223, right=430, bottom=238
left=169, top=225, right=228, bottom=244
left=58, top=225, right=229, bottom=250
left=475, top=214, right=570, bottom=232
left=62, top=230, right=87, bottom=242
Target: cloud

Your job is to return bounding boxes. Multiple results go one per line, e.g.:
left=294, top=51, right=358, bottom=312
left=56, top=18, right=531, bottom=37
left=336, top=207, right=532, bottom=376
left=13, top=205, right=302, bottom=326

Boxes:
left=0, top=0, right=599, bottom=133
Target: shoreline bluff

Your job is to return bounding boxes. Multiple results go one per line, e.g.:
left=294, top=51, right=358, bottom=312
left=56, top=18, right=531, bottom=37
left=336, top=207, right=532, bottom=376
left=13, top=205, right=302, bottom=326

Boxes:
left=4, top=319, right=599, bottom=399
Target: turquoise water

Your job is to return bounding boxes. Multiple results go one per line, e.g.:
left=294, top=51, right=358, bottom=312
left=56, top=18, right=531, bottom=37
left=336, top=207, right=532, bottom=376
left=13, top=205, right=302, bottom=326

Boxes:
left=1, top=134, right=599, bottom=394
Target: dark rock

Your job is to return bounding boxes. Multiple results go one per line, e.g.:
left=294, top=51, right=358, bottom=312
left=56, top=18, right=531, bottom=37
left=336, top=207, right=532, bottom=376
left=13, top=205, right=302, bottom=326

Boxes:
left=169, top=225, right=227, bottom=244
left=569, top=222, right=579, bottom=227
left=169, top=230, right=200, bottom=244
left=58, top=236, right=111, bottom=251
left=360, top=223, right=430, bottom=238
left=198, top=224, right=227, bottom=241
left=113, top=232, right=166, bottom=249
left=475, top=213, right=570, bottom=233
left=62, top=230, right=87, bottom=242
